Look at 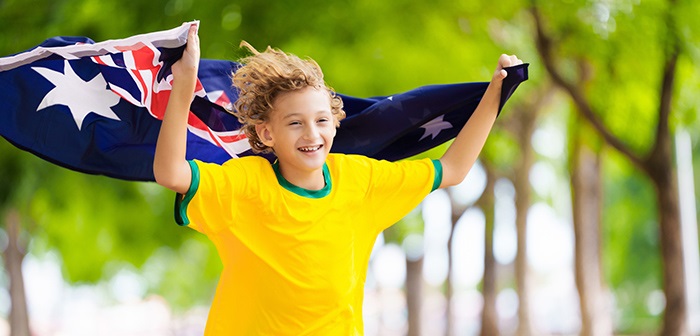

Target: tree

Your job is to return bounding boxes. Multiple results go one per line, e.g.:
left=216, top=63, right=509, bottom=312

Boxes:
left=445, top=188, right=466, bottom=336
left=0, top=139, right=47, bottom=336
left=498, top=92, right=553, bottom=336
left=384, top=208, right=425, bottom=336
left=475, top=164, right=499, bottom=336
left=530, top=0, right=699, bottom=333
left=570, top=119, right=613, bottom=336
left=2, top=211, right=29, bottom=336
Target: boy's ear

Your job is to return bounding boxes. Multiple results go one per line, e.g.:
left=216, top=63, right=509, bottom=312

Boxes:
left=255, top=123, right=274, bottom=147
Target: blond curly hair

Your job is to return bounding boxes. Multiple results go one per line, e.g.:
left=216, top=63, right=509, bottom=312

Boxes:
left=231, top=41, right=346, bottom=154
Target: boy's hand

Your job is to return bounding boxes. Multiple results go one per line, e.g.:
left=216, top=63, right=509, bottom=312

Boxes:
left=493, top=54, right=523, bottom=81
left=172, top=24, right=200, bottom=79
left=154, top=24, right=200, bottom=194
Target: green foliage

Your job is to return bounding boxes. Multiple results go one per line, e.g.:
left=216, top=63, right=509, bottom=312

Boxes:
left=384, top=207, right=424, bottom=245
left=0, top=142, right=24, bottom=209
left=613, top=280, right=663, bottom=333
left=533, top=0, right=673, bottom=155
left=27, top=167, right=187, bottom=281
left=674, top=56, right=700, bottom=131
left=481, top=127, right=520, bottom=173
left=20, top=157, right=224, bottom=307
left=139, top=236, right=221, bottom=309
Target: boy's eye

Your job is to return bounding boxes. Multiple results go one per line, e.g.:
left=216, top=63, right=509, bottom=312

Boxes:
left=288, top=121, right=301, bottom=126
left=318, top=118, right=329, bottom=123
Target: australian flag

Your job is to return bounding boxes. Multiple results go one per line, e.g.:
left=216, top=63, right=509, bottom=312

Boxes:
left=0, top=21, right=528, bottom=182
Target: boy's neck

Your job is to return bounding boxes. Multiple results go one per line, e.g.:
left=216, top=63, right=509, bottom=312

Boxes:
left=277, top=163, right=326, bottom=191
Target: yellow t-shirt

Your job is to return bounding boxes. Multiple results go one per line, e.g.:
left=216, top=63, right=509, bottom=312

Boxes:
left=176, top=153, right=441, bottom=335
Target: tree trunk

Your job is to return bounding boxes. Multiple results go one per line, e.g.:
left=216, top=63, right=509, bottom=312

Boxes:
left=479, top=165, right=499, bottom=336
left=406, top=257, right=424, bottom=336
left=513, top=104, right=537, bottom=336
left=3, top=210, right=30, bottom=336
left=646, top=151, right=688, bottom=336
left=445, top=194, right=462, bottom=336
left=571, top=134, right=612, bottom=336
left=645, top=18, right=688, bottom=332
left=445, top=188, right=472, bottom=336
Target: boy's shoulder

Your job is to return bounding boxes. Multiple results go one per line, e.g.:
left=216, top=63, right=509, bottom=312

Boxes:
left=217, top=155, right=274, bottom=174
left=222, top=155, right=272, bottom=166
left=326, top=153, right=436, bottom=178
left=327, top=153, right=377, bottom=167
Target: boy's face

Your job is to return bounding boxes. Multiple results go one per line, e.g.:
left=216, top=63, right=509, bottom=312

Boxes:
left=257, top=86, right=337, bottom=178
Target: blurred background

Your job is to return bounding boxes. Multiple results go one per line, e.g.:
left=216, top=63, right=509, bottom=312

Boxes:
left=1, top=0, right=700, bottom=335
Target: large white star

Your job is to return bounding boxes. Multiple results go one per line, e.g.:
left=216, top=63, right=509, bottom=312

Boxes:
left=419, top=115, right=452, bottom=141
left=33, top=60, right=121, bottom=130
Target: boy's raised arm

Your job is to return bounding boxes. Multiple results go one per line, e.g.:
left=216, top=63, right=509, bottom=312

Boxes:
left=153, top=25, right=200, bottom=194
left=438, top=54, right=523, bottom=189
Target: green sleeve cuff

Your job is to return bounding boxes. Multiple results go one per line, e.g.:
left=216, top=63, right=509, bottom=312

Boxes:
left=174, top=160, right=200, bottom=226
left=431, top=159, right=443, bottom=192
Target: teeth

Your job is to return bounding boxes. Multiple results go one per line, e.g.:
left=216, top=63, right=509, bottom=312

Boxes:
left=299, top=145, right=321, bottom=152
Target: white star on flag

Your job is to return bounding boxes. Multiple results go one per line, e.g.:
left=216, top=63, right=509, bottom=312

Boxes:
left=33, top=60, right=121, bottom=130
left=419, top=115, right=452, bottom=141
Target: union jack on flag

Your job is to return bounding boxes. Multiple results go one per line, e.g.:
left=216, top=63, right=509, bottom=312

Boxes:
left=0, top=21, right=528, bottom=181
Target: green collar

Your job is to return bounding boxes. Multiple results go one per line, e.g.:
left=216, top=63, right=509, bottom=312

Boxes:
left=271, top=161, right=332, bottom=198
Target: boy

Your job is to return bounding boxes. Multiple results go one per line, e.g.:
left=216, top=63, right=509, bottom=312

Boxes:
left=154, top=25, right=523, bottom=335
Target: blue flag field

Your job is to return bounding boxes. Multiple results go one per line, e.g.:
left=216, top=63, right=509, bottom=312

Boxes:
left=0, top=22, right=528, bottom=181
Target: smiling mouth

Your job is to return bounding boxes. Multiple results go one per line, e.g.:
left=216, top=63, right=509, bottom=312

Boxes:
left=298, top=145, right=322, bottom=152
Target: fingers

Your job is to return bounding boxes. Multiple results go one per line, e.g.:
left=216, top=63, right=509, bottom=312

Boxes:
left=185, top=24, right=201, bottom=63
left=173, top=23, right=200, bottom=77
left=495, top=54, right=523, bottom=80
left=499, top=54, right=523, bottom=68
left=188, top=24, right=199, bottom=46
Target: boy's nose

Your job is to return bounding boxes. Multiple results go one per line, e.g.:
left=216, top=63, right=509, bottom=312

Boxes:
left=303, top=125, right=320, bottom=140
